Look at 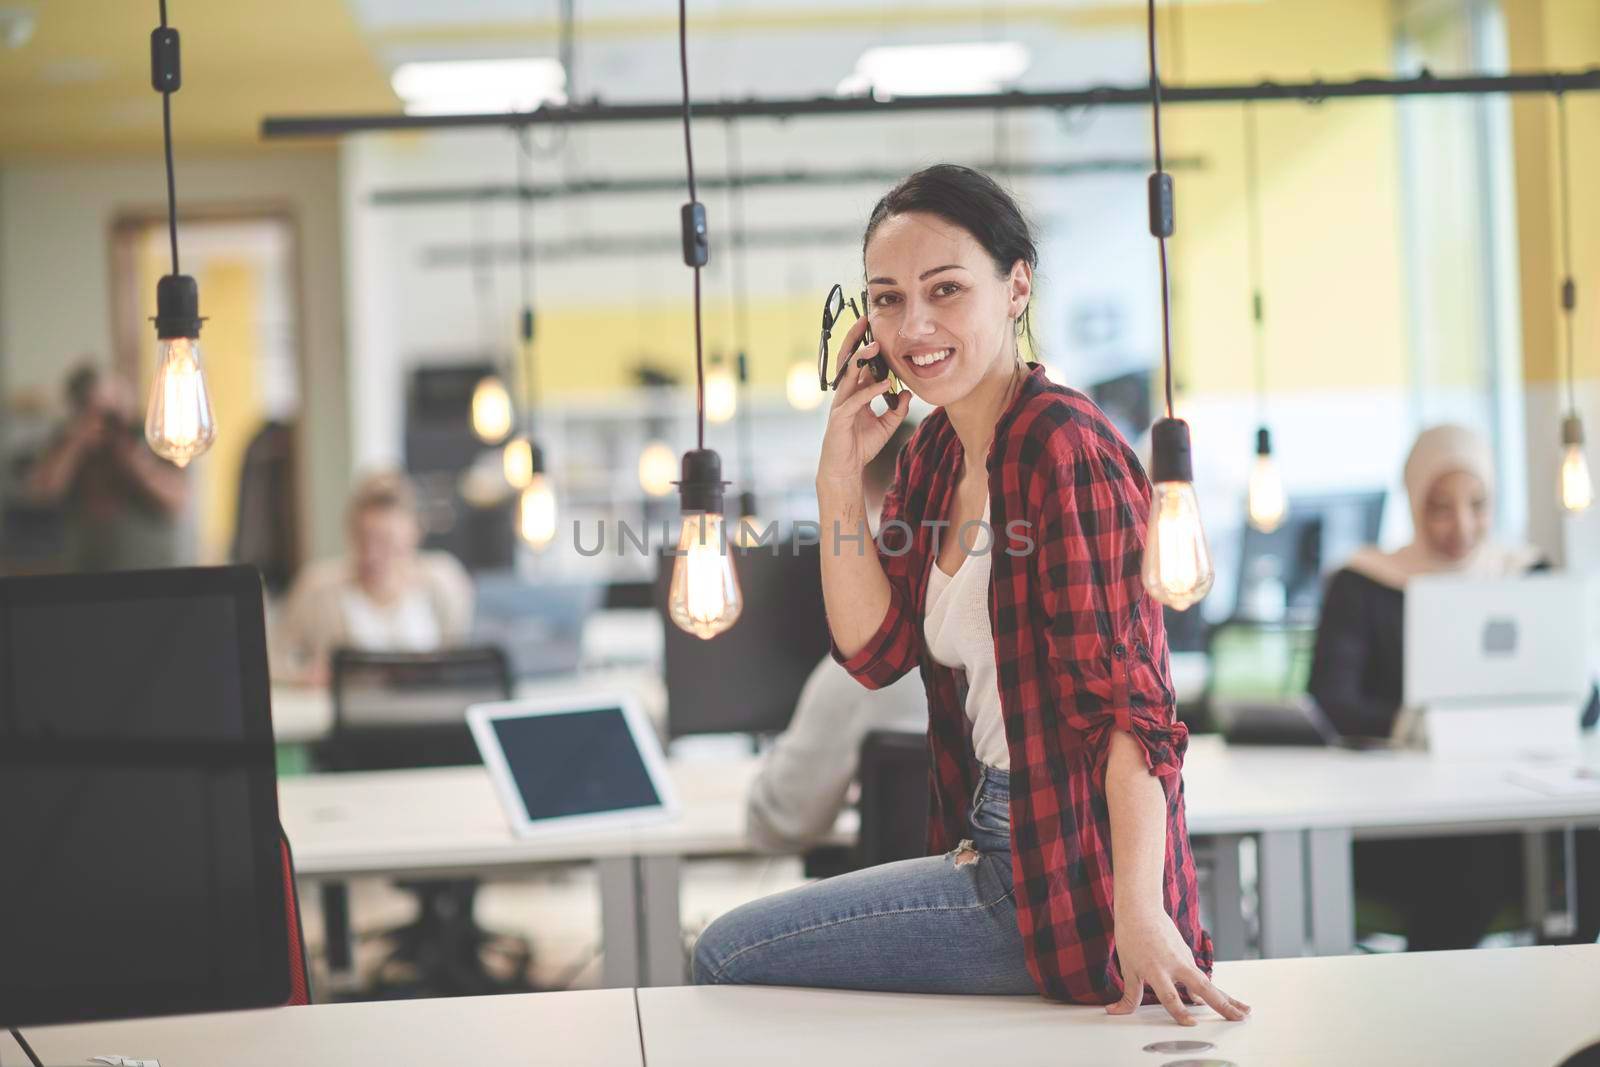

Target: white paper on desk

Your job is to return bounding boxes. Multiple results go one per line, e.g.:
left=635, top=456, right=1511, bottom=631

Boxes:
left=1507, top=764, right=1600, bottom=797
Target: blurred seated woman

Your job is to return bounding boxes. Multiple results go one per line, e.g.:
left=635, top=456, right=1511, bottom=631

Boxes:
left=275, top=471, right=473, bottom=684
left=1308, top=424, right=1596, bottom=949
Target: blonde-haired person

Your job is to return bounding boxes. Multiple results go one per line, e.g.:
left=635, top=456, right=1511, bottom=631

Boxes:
left=1310, top=424, right=1597, bottom=949
left=275, top=471, right=473, bottom=685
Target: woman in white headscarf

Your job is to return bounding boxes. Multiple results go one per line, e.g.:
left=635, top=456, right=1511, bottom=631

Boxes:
left=1307, top=424, right=1595, bottom=950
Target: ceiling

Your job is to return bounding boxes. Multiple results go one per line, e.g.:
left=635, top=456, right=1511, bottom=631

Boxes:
left=0, top=0, right=1228, bottom=160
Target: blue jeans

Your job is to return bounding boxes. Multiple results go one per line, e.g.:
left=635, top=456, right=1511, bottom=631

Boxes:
left=693, top=764, right=1036, bottom=995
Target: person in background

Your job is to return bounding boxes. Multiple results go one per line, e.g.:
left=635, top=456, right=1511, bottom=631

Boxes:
left=746, top=419, right=927, bottom=853
left=275, top=470, right=473, bottom=684
left=24, top=363, right=188, bottom=572
left=1309, top=423, right=1597, bottom=950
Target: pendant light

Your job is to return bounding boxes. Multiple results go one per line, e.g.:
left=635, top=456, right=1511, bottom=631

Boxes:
left=667, top=0, right=742, bottom=639
left=1554, top=94, right=1594, bottom=513
left=1139, top=0, right=1215, bottom=611
left=469, top=197, right=514, bottom=444
left=1242, top=102, right=1286, bottom=534
left=144, top=0, right=217, bottom=468
left=723, top=120, right=763, bottom=546
left=509, top=129, right=559, bottom=549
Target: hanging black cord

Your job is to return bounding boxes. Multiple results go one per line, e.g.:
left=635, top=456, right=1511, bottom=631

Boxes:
left=1557, top=92, right=1578, bottom=416
left=678, top=0, right=705, bottom=450
left=516, top=128, right=538, bottom=415
left=726, top=119, right=751, bottom=359
left=725, top=119, right=755, bottom=488
left=8, top=1028, right=42, bottom=1067
left=1243, top=100, right=1266, bottom=420
left=1147, top=0, right=1175, bottom=420
left=158, top=0, right=179, bottom=276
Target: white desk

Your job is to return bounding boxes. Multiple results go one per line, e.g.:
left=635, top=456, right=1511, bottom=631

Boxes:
left=8, top=989, right=643, bottom=1067
left=279, top=737, right=1600, bottom=987
left=269, top=666, right=667, bottom=744
left=637, top=944, right=1600, bottom=1067
left=1181, top=733, right=1600, bottom=959
left=279, top=755, right=849, bottom=988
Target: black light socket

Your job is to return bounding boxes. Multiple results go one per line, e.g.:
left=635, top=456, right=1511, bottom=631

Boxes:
left=1562, top=277, right=1578, bottom=313
left=1563, top=414, right=1586, bottom=448
left=521, top=306, right=536, bottom=344
left=681, top=201, right=709, bottom=268
left=737, top=490, right=757, bottom=520
left=1147, top=172, right=1174, bottom=239
left=1150, top=417, right=1195, bottom=484
left=153, top=274, right=202, bottom=340
left=150, top=27, right=181, bottom=93
left=676, top=448, right=727, bottom=514
left=736, top=351, right=748, bottom=385
left=1255, top=426, right=1273, bottom=457
left=530, top=441, right=546, bottom=476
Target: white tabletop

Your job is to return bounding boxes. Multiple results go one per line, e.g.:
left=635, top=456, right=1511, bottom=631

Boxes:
left=1181, top=733, right=1600, bottom=835
left=13, top=989, right=643, bottom=1067
left=279, top=752, right=852, bottom=879
left=279, top=734, right=1600, bottom=880
left=637, top=944, right=1600, bottom=1067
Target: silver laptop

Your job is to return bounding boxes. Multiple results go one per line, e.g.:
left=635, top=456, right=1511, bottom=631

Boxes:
left=1404, top=573, right=1591, bottom=711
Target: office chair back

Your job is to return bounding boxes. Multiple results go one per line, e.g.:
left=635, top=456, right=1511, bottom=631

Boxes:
left=857, top=729, right=932, bottom=868
left=317, top=646, right=513, bottom=772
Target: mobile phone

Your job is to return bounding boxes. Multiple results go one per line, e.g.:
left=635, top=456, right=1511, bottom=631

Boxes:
left=848, top=292, right=902, bottom=395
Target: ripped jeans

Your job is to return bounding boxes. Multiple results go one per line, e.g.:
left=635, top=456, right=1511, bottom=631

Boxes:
left=692, top=764, right=1036, bottom=995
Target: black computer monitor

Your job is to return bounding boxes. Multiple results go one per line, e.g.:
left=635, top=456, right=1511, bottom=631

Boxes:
left=656, top=541, right=831, bottom=738
left=1236, top=490, right=1386, bottom=622
left=0, top=566, right=289, bottom=1028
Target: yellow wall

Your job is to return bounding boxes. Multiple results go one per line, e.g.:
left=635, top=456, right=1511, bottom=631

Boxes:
left=1159, top=0, right=1410, bottom=397
left=1506, top=0, right=1600, bottom=388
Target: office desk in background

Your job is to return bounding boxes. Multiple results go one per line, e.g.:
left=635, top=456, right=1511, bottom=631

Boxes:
left=280, top=734, right=1600, bottom=988
left=637, top=945, right=1600, bottom=1067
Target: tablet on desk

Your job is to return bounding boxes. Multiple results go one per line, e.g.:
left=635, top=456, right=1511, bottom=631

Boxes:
left=467, top=692, right=679, bottom=838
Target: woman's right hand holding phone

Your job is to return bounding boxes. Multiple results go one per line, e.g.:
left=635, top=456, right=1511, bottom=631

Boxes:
left=816, top=313, right=909, bottom=490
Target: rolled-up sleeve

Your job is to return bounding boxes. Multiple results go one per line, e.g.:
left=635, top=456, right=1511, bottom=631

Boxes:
left=1032, top=443, right=1187, bottom=787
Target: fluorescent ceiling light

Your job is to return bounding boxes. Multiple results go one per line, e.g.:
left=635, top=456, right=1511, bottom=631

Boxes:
left=837, top=42, right=1030, bottom=99
left=391, top=58, right=567, bottom=116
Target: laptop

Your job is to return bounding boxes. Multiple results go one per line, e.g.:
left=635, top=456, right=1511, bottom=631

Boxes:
left=467, top=692, right=679, bottom=839
left=1402, top=573, right=1592, bottom=756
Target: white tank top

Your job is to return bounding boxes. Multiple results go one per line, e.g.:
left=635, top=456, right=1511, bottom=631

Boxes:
left=922, top=498, right=1009, bottom=771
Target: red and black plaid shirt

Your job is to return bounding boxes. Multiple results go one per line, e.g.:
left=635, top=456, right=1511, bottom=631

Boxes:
left=831, top=364, right=1213, bottom=1004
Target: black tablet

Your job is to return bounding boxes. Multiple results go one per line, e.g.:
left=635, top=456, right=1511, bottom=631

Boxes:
left=0, top=565, right=289, bottom=1027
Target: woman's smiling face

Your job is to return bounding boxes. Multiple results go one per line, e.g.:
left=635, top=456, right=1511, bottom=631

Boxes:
left=863, top=211, right=1031, bottom=409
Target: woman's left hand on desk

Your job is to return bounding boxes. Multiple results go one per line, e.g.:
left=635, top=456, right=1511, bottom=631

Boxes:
left=1109, top=908, right=1251, bottom=1026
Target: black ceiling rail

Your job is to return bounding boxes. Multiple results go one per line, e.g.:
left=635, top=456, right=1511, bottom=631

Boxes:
left=369, top=155, right=1206, bottom=207
left=418, top=213, right=1060, bottom=265
left=262, top=68, right=1600, bottom=139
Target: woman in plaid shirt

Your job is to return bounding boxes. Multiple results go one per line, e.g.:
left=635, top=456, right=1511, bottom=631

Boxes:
left=693, top=165, right=1248, bottom=1027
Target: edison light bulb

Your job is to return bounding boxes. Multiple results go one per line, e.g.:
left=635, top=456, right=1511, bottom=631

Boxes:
left=1559, top=416, right=1594, bottom=513
left=1144, top=482, right=1216, bottom=610
left=145, top=336, right=216, bottom=468
left=668, top=513, right=743, bottom=639
left=1141, top=419, right=1214, bottom=611
left=639, top=441, right=678, bottom=497
left=518, top=475, right=558, bottom=549
left=705, top=363, right=737, bottom=424
left=503, top=435, right=534, bottom=489
left=471, top=375, right=513, bottom=443
left=787, top=360, right=824, bottom=411
left=1247, top=429, right=1286, bottom=533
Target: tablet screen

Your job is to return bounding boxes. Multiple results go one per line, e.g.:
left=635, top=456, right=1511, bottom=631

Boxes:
left=491, top=707, right=662, bottom=821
